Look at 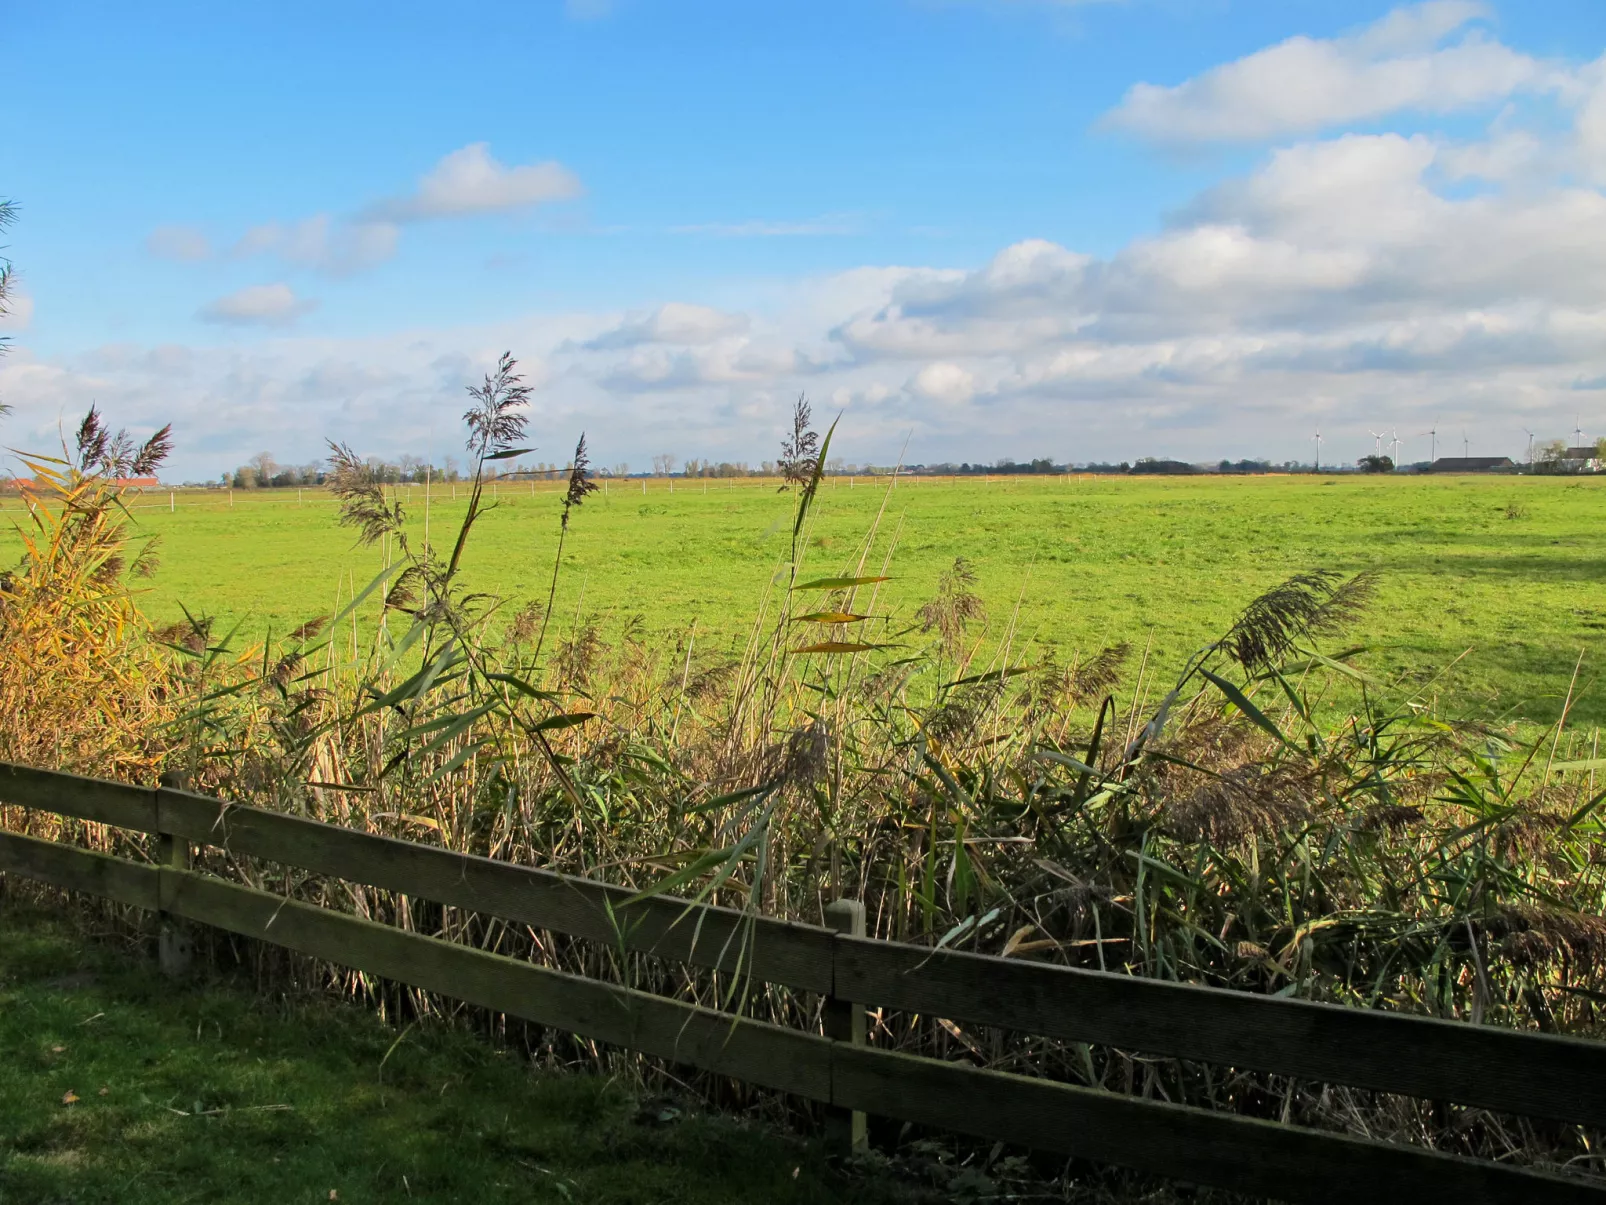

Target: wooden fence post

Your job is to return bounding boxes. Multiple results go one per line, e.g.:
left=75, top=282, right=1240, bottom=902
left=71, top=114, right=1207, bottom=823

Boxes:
left=155, top=778, right=193, bottom=977
left=824, top=898, right=867, bottom=1154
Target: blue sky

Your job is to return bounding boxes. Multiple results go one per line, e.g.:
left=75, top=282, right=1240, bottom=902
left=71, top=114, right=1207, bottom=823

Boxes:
left=5, top=0, right=1606, bottom=478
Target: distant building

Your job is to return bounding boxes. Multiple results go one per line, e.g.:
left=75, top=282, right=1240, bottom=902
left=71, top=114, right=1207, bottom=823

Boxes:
left=4, top=475, right=161, bottom=493
left=1560, top=446, right=1603, bottom=472
left=1428, top=457, right=1516, bottom=473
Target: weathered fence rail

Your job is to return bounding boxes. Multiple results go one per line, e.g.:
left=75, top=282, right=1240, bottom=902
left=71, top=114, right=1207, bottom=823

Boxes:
left=2, top=761, right=1603, bottom=1204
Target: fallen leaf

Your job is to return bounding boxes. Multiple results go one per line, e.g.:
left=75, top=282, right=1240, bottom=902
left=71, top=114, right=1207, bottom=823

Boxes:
left=329, top=1192, right=339, bottom=1202
left=792, top=1167, right=801, bottom=1179
left=51, top=1045, right=65, bottom=1053
left=61, top=1090, right=79, bottom=1105
left=98, top=1086, right=109, bottom=1097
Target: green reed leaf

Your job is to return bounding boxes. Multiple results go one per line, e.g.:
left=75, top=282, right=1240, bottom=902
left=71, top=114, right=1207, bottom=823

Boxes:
left=1199, top=666, right=1291, bottom=747
left=794, top=575, right=891, bottom=590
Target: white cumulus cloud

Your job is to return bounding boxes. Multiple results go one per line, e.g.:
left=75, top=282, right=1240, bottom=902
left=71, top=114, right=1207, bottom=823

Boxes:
left=908, top=362, right=977, bottom=405
left=233, top=215, right=400, bottom=277
left=371, top=143, right=583, bottom=222
left=197, top=283, right=317, bottom=327
left=584, top=303, right=750, bottom=349
left=148, top=142, right=579, bottom=281
left=1104, top=1, right=1550, bottom=143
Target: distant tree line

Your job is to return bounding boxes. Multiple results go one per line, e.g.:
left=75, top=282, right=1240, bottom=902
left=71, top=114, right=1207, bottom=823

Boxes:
left=923, top=459, right=1062, bottom=475
left=222, top=451, right=628, bottom=489
left=218, top=446, right=1360, bottom=488
left=1129, top=457, right=1197, bottom=475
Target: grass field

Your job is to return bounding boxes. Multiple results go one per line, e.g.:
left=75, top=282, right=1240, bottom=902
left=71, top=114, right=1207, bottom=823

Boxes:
left=4, top=472, right=1604, bottom=722
left=0, top=902, right=930, bottom=1205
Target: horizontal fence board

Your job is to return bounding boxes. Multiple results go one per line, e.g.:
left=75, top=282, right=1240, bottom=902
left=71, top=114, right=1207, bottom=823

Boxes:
left=157, top=789, right=834, bottom=994
left=159, top=868, right=832, bottom=1102
left=0, top=829, right=161, bottom=911
left=835, top=936, right=1606, bottom=1128
left=833, top=1045, right=1606, bottom=1205
left=0, top=764, right=156, bottom=833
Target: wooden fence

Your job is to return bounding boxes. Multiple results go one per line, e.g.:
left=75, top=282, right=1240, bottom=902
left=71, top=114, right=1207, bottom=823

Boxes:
left=1, top=760, right=1603, bottom=1204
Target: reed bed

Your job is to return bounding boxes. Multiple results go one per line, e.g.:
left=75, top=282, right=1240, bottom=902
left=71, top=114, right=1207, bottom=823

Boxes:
left=4, top=374, right=1606, bottom=1197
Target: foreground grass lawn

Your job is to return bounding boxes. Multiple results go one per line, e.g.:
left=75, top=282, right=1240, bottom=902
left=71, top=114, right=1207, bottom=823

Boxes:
left=0, top=902, right=898, bottom=1205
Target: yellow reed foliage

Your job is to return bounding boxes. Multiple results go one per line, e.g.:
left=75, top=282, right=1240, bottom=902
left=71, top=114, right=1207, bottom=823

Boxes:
left=0, top=455, right=173, bottom=778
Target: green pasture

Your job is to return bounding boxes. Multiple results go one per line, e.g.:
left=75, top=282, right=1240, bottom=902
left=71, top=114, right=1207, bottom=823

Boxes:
left=3, top=472, right=1604, bottom=723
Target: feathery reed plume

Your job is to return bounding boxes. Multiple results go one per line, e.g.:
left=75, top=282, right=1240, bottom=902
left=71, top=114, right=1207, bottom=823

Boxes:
left=464, top=351, right=532, bottom=461
left=1222, top=570, right=1376, bottom=672
left=130, top=536, right=162, bottom=579
left=1163, top=764, right=1313, bottom=845
left=130, top=425, right=174, bottom=477
left=75, top=407, right=109, bottom=471
left=383, top=565, right=424, bottom=615
left=1360, top=803, right=1424, bottom=831
left=917, top=557, right=986, bottom=657
left=778, top=395, right=819, bottom=491
left=154, top=613, right=213, bottom=655
left=926, top=676, right=1006, bottom=744
left=446, top=352, right=533, bottom=581
left=554, top=619, right=604, bottom=689
left=773, top=397, right=836, bottom=592
left=534, top=433, right=598, bottom=666
left=1029, top=642, right=1131, bottom=715
left=776, top=719, right=830, bottom=787
left=1067, top=641, right=1131, bottom=704
left=288, top=615, right=328, bottom=643
left=326, top=441, right=406, bottom=548
left=71, top=405, right=173, bottom=480
left=1498, top=904, right=1606, bottom=972
left=506, top=600, right=543, bottom=646
left=561, top=433, right=598, bottom=531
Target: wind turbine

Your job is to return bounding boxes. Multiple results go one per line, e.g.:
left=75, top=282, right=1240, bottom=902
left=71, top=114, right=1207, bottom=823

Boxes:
left=1312, top=428, right=1323, bottom=471
left=1368, top=430, right=1385, bottom=456
left=1389, top=429, right=1401, bottom=465
left=1523, top=428, right=1535, bottom=466
left=1574, top=418, right=1586, bottom=448
left=1462, top=430, right=1470, bottom=459
left=1419, top=425, right=1438, bottom=464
